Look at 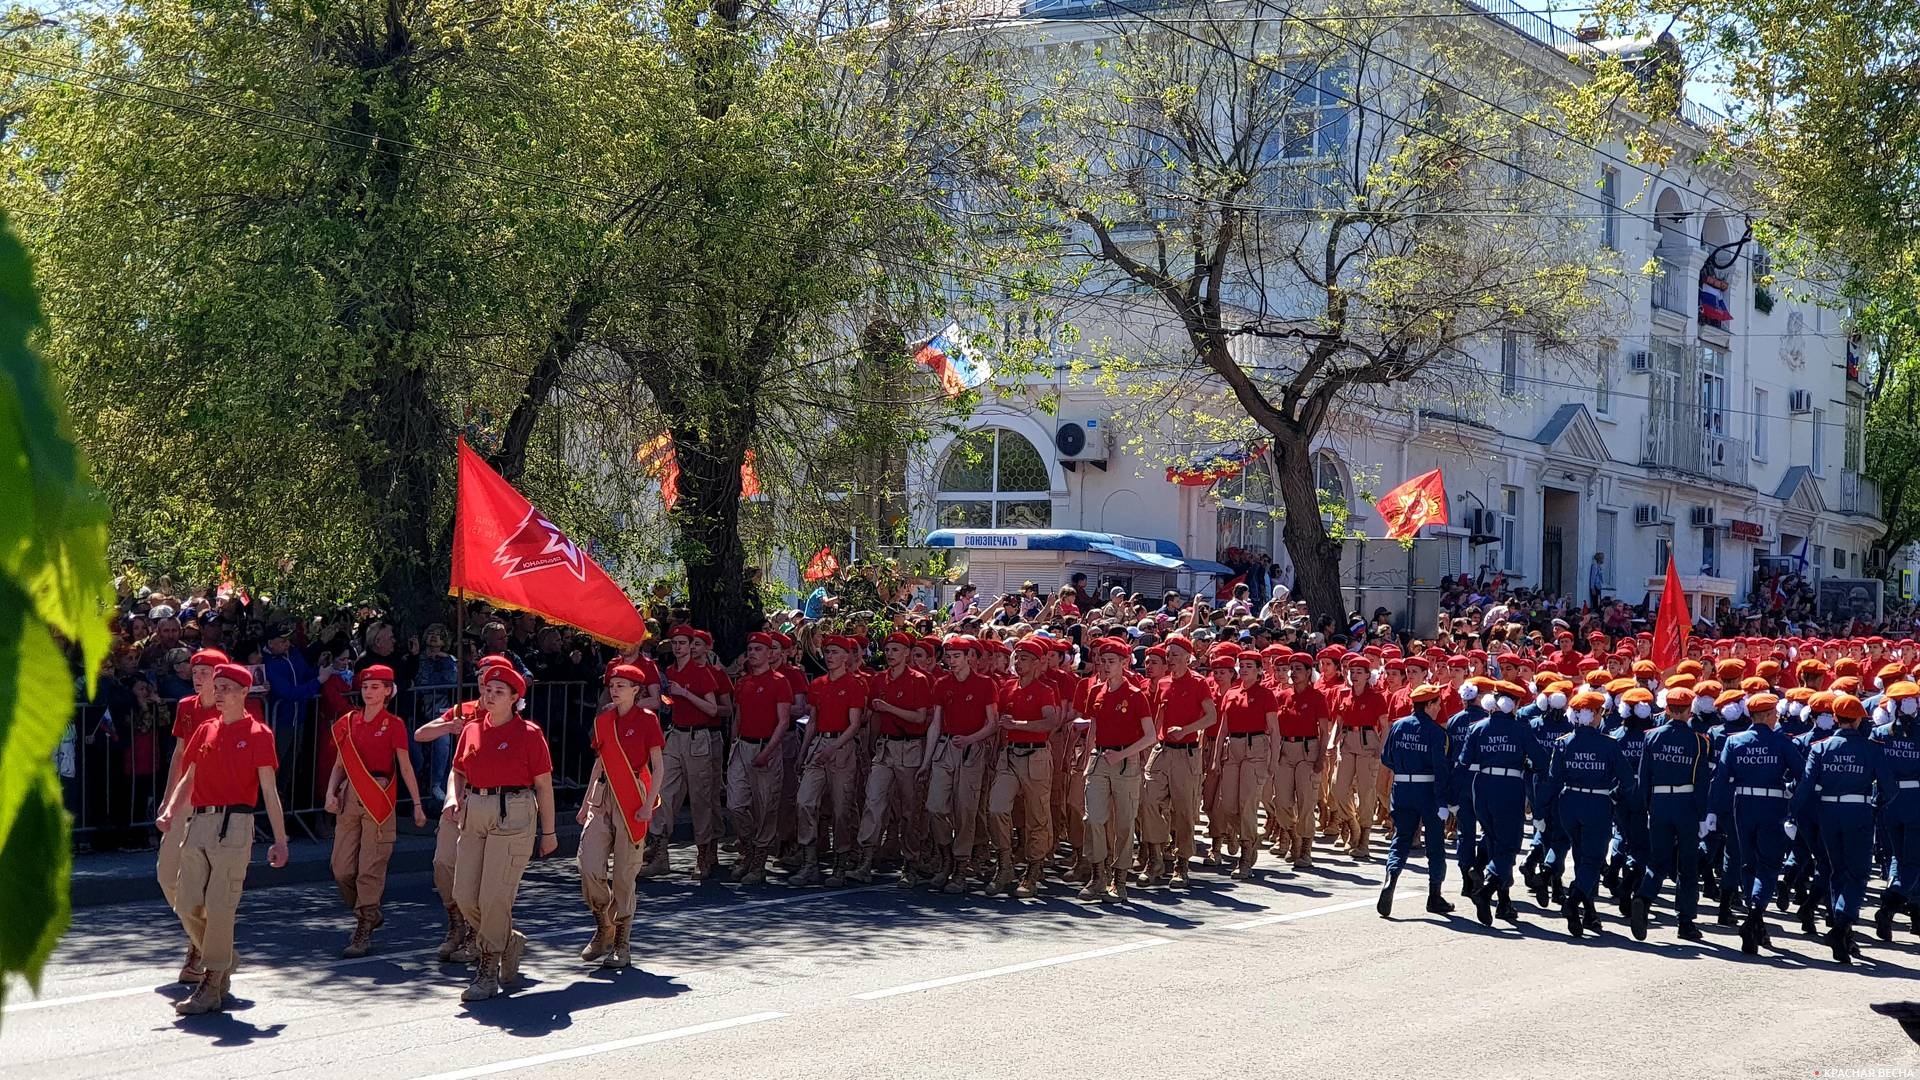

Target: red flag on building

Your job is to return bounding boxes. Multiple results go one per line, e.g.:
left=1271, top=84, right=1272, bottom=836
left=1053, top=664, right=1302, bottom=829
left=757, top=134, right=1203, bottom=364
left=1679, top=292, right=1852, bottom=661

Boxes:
left=1651, top=552, right=1689, bottom=670
left=451, top=438, right=647, bottom=647
left=1374, top=468, right=1449, bottom=540
left=803, top=546, right=839, bottom=582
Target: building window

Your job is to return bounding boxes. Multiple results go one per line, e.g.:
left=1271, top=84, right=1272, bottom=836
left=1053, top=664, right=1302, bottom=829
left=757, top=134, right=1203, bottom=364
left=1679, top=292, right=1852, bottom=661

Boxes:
left=1500, top=486, right=1521, bottom=572
left=1699, top=369, right=1727, bottom=434
left=1595, top=509, right=1617, bottom=587
left=1812, top=408, right=1826, bottom=476
left=1833, top=546, right=1847, bottom=571
left=1654, top=534, right=1672, bottom=575
left=1596, top=343, right=1615, bottom=415
left=935, top=428, right=1053, bottom=529
left=1214, top=458, right=1278, bottom=557
left=1270, top=61, right=1351, bottom=161
left=1751, top=387, right=1768, bottom=462
left=1500, top=332, right=1521, bottom=396
left=1314, top=450, right=1350, bottom=524
left=1600, top=167, right=1620, bottom=250
left=1845, top=401, right=1864, bottom=472
left=1701, top=525, right=1718, bottom=577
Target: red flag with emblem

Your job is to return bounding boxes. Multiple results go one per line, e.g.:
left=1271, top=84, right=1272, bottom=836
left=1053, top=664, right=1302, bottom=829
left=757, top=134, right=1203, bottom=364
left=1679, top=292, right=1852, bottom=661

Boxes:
left=803, top=546, right=839, bottom=582
left=451, top=438, right=647, bottom=647
left=1374, top=468, right=1449, bottom=541
left=1651, top=552, right=1689, bottom=670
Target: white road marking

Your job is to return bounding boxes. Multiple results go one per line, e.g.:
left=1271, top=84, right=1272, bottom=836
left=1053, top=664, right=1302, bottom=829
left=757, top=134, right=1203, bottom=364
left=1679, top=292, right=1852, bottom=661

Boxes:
left=406, top=1012, right=788, bottom=1080
left=853, top=936, right=1170, bottom=1000
left=1219, top=897, right=1376, bottom=931
left=6, top=885, right=884, bottom=1014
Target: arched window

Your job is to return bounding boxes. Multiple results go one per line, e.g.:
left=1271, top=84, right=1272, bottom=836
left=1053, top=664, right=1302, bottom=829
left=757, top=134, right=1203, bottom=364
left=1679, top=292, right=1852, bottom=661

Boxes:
left=1214, top=458, right=1276, bottom=558
left=937, top=428, right=1053, bottom=528
left=1315, top=450, right=1350, bottom=523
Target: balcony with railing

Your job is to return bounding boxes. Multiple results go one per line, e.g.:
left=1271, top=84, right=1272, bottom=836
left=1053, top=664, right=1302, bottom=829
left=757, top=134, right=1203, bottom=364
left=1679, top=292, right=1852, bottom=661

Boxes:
left=1641, top=415, right=1750, bottom=486
left=1651, top=253, right=1688, bottom=317
left=1839, top=470, right=1882, bottom=517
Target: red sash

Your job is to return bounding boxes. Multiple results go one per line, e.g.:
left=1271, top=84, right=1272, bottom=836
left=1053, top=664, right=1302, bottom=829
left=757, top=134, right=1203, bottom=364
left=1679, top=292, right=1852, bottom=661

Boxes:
left=332, top=713, right=396, bottom=825
left=595, top=709, right=653, bottom=837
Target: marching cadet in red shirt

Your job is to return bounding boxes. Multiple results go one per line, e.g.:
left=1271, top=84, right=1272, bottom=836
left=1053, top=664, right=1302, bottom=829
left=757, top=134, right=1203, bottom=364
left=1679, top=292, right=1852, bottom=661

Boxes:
left=154, top=664, right=289, bottom=1016
left=448, top=665, right=557, bottom=1002
left=987, top=639, right=1062, bottom=897
left=324, top=664, right=426, bottom=958
left=158, top=647, right=260, bottom=984
left=1274, top=654, right=1329, bottom=865
left=1202, top=643, right=1240, bottom=867
left=1041, top=641, right=1085, bottom=881
left=855, top=632, right=936, bottom=884
left=412, top=652, right=516, bottom=964
left=576, top=664, right=663, bottom=969
left=793, top=635, right=868, bottom=886
left=1328, top=655, right=1391, bottom=860
left=729, top=634, right=794, bottom=885
left=1142, top=636, right=1217, bottom=887
left=922, top=637, right=999, bottom=893
left=1079, top=638, right=1158, bottom=903
left=643, top=625, right=724, bottom=881
left=1214, top=648, right=1281, bottom=879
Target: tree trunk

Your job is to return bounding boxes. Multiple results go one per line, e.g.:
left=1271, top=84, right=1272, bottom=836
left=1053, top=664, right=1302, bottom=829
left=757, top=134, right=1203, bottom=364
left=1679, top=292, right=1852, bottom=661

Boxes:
left=670, top=417, right=761, bottom=660
left=1270, top=431, right=1346, bottom=626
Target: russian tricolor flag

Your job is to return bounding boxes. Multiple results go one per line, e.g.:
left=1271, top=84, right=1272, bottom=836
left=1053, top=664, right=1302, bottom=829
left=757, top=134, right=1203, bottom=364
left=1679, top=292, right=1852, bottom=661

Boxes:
left=914, top=323, right=992, bottom=397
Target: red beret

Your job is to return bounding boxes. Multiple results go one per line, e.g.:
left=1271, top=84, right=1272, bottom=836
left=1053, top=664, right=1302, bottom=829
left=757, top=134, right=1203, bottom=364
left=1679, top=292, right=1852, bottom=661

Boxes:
left=1094, top=637, right=1132, bottom=659
left=1163, top=635, right=1196, bottom=655
left=481, top=663, right=527, bottom=698
left=607, top=663, right=648, bottom=686
left=746, top=632, right=777, bottom=650
left=360, top=664, right=396, bottom=685
left=885, top=632, right=916, bottom=649
left=942, top=635, right=981, bottom=654
left=667, top=624, right=697, bottom=640
left=691, top=629, right=713, bottom=647
left=1145, top=645, right=1169, bottom=660
left=212, top=662, right=253, bottom=689
left=189, top=648, right=232, bottom=668
left=1343, top=654, right=1371, bottom=670
left=1014, top=638, right=1050, bottom=659
left=916, top=637, right=942, bottom=655
left=771, top=632, right=794, bottom=649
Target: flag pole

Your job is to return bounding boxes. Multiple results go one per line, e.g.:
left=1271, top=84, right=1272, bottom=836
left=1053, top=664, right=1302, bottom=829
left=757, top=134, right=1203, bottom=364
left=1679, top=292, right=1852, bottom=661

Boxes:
left=457, top=588, right=468, bottom=691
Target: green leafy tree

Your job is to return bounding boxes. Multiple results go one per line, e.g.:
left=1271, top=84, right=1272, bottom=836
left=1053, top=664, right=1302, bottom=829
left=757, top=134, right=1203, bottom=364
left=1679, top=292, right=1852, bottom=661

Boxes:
left=0, top=212, right=113, bottom=1012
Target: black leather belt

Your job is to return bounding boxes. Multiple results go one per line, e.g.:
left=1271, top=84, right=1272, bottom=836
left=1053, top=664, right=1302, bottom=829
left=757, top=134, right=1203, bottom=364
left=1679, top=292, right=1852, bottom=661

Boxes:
left=736, top=735, right=770, bottom=745
left=883, top=733, right=925, bottom=741
left=193, top=804, right=253, bottom=841
left=671, top=723, right=720, bottom=732
left=1007, top=743, right=1047, bottom=755
left=1227, top=731, right=1268, bottom=739
left=1158, top=741, right=1198, bottom=750
left=1097, top=744, right=1132, bottom=751
left=1280, top=735, right=1316, bottom=743
left=469, top=784, right=532, bottom=816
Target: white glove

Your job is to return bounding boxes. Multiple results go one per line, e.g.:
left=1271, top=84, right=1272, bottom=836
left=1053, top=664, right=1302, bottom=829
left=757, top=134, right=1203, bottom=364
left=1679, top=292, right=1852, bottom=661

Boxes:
left=1532, top=820, right=1545, bottom=841
left=1698, top=820, right=1710, bottom=840
left=1437, top=806, right=1452, bottom=823
left=1783, top=820, right=1798, bottom=841
left=1702, top=812, right=1717, bottom=835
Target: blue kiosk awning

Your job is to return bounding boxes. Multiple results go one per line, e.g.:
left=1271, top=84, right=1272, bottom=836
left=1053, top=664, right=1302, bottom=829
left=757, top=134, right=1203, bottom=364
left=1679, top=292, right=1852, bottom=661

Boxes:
left=923, top=529, right=1234, bottom=575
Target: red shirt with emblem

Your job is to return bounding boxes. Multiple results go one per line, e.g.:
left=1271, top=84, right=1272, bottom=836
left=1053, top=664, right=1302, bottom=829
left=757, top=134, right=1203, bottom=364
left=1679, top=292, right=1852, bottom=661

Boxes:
left=734, top=669, right=795, bottom=740
left=1087, top=680, right=1153, bottom=748
left=1220, top=683, right=1280, bottom=735
left=338, top=707, right=410, bottom=774
left=455, top=717, right=554, bottom=787
left=868, top=667, right=936, bottom=737
left=663, top=661, right=723, bottom=728
left=1000, top=677, right=1059, bottom=746
left=705, top=662, right=735, bottom=698
left=809, top=672, right=868, bottom=735
left=1334, top=685, right=1390, bottom=730
left=1154, top=670, right=1215, bottom=745
left=172, top=695, right=262, bottom=739
left=592, top=705, right=665, bottom=766
left=1277, top=684, right=1329, bottom=738
left=935, top=672, right=996, bottom=737
left=184, top=716, right=278, bottom=806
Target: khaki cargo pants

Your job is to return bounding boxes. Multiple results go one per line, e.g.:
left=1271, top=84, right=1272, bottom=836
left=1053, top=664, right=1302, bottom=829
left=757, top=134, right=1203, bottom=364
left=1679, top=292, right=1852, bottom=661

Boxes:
left=1216, top=734, right=1273, bottom=847
left=172, top=808, right=254, bottom=974
left=727, top=737, right=784, bottom=852
left=1082, top=751, right=1143, bottom=871
left=797, top=733, right=857, bottom=854
left=1272, top=736, right=1320, bottom=842
left=650, top=726, right=723, bottom=848
left=453, top=789, right=536, bottom=954
left=858, top=737, right=927, bottom=863
left=331, top=782, right=397, bottom=909
left=988, top=743, right=1053, bottom=866
left=1143, top=743, right=1201, bottom=859
left=926, top=737, right=989, bottom=860
left=579, top=786, right=646, bottom=919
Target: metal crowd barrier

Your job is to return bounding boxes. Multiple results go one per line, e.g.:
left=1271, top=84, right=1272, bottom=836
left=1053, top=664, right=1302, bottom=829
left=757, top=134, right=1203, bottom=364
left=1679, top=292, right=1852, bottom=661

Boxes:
left=63, top=680, right=606, bottom=852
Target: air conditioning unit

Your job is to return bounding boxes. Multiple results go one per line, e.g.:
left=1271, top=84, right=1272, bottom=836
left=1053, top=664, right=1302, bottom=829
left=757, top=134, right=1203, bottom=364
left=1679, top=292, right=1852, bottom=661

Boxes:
left=1690, top=505, right=1716, bottom=528
left=1465, top=507, right=1499, bottom=542
left=1628, top=349, right=1653, bottom=372
left=1053, top=418, right=1109, bottom=462
left=1789, top=389, right=1813, bottom=414
left=1633, top=503, right=1661, bottom=527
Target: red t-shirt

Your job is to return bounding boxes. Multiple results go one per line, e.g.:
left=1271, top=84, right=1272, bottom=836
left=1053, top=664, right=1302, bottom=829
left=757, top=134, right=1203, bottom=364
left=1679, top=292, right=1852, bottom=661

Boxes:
left=172, top=695, right=261, bottom=739
left=663, top=661, right=723, bottom=728
left=592, top=705, right=664, bottom=768
left=868, top=667, right=936, bottom=737
left=1220, top=683, right=1280, bottom=735
left=781, top=664, right=810, bottom=700
left=705, top=662, right=735, bottom=698
left=1155, top=670, right=1214, bottom=745
left=1000, top=677, right=1059, bottom=746
left=1335, top=685, right=1390, bottom=730
left=1043, top=668, right=1080, bottom=716
left=1087, top=680, right=1153, bottom=749
left=185, top=716, right=278, bottom=806
left=935, top=672, right=996, bottom=737
left=1277, top=684, right=1329, bottom=738
left=809, top=672, right=868, bottom=735
left=455, top=717, right=554, bottom=788
left=336, top=708, right=410, bottom=774
left=734, top=669, right=795, bottom=740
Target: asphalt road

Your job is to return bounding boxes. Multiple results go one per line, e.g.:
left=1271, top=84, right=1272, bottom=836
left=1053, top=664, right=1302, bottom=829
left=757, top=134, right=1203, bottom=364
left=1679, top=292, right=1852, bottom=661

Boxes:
left=6, top=841, right=1918, bottom=1080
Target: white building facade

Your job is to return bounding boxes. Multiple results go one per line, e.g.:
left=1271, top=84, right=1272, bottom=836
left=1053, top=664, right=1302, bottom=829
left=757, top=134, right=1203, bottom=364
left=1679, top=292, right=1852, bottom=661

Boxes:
left=902, top=3, right=1886, bottom=624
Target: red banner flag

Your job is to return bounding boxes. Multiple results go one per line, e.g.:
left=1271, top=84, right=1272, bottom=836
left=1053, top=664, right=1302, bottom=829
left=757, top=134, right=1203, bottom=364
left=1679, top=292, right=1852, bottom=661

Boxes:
left=451, top=438, right=648, bottom=647
left=1374, top=468, right=1449, bottom=540
left=803, top=546, right=839, bottom=582
left=635, top=435, right=758, bottom=510
left=1651, top=552, right=1689, bottom=670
